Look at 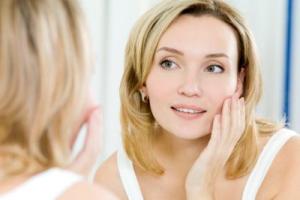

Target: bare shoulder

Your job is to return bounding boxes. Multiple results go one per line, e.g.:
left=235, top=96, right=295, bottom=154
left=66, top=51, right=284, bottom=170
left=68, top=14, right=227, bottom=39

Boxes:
left=94, top=152, right=128, bottom=200
left=279, top=133, right=300, bottom=168
left=275, top=133, right=300, bottom=199
left=57, top=180, right=119, bottom=200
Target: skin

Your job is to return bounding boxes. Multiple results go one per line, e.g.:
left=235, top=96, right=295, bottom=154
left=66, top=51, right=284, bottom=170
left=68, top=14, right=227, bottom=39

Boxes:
left=61, top=96, right=118, bottom=200
left=95, top=15, right=300, bottom=200
left=186, top=97, right=245, bottom=200
left=68, top=91, right=103, bottom=176
left=144, top=15, right=241, bottom=141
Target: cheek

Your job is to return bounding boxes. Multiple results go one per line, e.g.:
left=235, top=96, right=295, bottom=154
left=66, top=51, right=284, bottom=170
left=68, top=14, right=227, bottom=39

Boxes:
left=147, top=82, right=174, bottom=110
left=204, top=78, right=237, bottom=112
left=146, top=68, right=177, bottom=101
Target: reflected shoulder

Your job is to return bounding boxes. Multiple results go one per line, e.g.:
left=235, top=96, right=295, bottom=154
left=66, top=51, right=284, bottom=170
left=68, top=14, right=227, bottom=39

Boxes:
left=57, top=180, right=119, bottom=200
left=94, top=152, right=128, bottom=199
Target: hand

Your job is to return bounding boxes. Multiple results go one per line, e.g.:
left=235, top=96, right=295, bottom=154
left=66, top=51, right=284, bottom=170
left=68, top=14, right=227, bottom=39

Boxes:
left=67, top=93, right=103, bottom=177
left=186, top=96, right=245, bottom=200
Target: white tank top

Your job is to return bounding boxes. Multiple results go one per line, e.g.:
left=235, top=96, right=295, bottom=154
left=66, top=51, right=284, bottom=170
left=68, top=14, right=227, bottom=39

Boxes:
left=0, top=168, right=83, bottom=200
left=117, top=128, right=298, bottom=200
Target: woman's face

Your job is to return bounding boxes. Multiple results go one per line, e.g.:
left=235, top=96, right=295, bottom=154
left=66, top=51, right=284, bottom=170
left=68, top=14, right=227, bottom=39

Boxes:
left=143, top=15, right=243, bottom=139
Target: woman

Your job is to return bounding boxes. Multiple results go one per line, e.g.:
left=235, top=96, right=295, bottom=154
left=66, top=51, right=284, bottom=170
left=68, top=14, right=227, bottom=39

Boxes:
left=0, top=0, right=116, bottom=199
left=95, top=0, right=300, bottom=199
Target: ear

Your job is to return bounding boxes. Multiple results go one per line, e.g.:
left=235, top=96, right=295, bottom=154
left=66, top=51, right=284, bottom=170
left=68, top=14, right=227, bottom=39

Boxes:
left=139, top=84, right=149, bottom=103
left=139, top=83, right=148, bottom=95
left=236, top=68, right=245, bottom=97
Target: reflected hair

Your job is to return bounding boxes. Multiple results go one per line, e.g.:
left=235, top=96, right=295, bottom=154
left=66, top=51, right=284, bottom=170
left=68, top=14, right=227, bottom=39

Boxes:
left=0, top=0, right=91, bottom=179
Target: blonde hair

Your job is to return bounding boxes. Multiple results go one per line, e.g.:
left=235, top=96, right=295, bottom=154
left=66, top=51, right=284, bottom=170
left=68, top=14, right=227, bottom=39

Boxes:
left=0, top=0, right=91, bottom=179
left=120, top=0, right=283, bottom=178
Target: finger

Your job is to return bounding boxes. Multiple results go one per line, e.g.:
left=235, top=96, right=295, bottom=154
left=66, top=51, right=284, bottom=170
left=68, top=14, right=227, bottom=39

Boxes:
left=232, top=91, right=240, bottom=99
left=230, top=96, right=238, bottom=142
left=240, top=97, right=246, bottom=132
left=221, top=98, right=231, bottom=140
left=80, top=106, right=102, bottom=158
left=237, top=97, right=242, bottom=135
left=209, top=114, right=221, bottom=147
left=193, top=114, right=221, bottom=167
left=70, top=93, right=98, bottom=147
left=69, top=107, right=102, bottom=176
left=81, top=93, right=99, bottom=126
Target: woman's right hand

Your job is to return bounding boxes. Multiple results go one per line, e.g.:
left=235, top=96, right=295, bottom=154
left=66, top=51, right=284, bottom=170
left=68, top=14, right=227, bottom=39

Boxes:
left=67, top=107, right=102, bottom=177
left=67, top=92, right=103, bottom=177
left=185, top=96, right=245, bottom=200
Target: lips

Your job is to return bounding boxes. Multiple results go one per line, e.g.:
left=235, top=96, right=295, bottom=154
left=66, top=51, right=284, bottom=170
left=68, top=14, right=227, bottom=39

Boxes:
left=171, top=104, right=207, bottom=120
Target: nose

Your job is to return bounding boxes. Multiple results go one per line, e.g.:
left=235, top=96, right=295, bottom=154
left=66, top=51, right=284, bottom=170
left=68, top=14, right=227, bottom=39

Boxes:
left=177, top=70, right=202, bottom=97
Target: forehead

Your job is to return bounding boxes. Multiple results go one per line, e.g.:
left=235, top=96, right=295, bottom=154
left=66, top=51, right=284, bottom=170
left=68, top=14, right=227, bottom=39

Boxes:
left=157, top=15, right=238, bottom=59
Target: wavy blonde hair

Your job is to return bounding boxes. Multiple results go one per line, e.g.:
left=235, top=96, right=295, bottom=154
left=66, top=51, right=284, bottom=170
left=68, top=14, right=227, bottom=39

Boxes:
left=120, top=0, right=283, bottom=178
left=0, top=0, right=91, bottom=179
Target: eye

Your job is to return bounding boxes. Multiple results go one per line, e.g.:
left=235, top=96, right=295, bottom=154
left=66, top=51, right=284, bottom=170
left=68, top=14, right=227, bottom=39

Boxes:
left=159, top=59, right=178, bottom=70
left=205, top=64, right=224, bottom=73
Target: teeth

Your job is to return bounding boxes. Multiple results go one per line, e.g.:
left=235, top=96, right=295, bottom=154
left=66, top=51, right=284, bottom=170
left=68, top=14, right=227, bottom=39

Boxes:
left=176, top=108, right=201, bottom=114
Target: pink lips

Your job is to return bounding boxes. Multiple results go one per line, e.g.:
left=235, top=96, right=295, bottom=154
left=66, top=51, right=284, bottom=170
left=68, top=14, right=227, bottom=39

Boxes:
left=171, top=104, right=206, bottom=120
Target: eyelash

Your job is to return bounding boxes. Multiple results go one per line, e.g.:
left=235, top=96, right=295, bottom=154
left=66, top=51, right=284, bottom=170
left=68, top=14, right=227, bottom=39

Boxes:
left=159, top=59, right=225, bottom=73
left=205, top=64, right=224, bottom=73
left=159, top=59, right=178, bottom=70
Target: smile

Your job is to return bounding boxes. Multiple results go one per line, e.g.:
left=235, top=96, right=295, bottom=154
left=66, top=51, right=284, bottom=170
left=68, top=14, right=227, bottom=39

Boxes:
left=171, top=105, right=207, bottom=120
left=173, top=107, right=203, bottom=114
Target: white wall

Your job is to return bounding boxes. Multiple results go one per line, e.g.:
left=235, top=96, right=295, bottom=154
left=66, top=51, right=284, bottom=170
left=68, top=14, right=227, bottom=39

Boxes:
left=98, top=0, right=160, bottom=161
left=227, top=0, right=286, bottom=122
left=101, top=0, right=139, bottom=160
left=291, top=0, right=300, bottom=132
left=76, top=0, right=299, bottom=166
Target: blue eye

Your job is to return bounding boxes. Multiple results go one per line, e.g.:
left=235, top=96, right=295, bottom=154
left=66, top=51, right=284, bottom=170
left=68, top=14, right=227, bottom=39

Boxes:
left=206, top=65, right=224, bottom=73
left=159, top=59, right=177, bottom=70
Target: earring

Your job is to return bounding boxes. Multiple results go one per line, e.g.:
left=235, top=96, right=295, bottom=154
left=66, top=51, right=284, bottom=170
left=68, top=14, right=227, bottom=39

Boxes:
left=140, top=91, right=149, bottom=103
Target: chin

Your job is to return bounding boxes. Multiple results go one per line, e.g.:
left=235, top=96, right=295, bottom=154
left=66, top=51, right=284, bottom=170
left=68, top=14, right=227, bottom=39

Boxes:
left=173, top=129, right=211, bottom=140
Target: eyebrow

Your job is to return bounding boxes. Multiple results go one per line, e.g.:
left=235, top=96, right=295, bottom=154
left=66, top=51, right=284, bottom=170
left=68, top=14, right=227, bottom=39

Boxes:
left=156, top=47, right=184, bottom=55
left=205, top=53, right=229, bottom=58
left=156, top=46, right=229, bottom=58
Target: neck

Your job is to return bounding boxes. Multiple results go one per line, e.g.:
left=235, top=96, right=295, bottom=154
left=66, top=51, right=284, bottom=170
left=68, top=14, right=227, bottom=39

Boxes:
left=153, top=129, right=210, bottom=173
